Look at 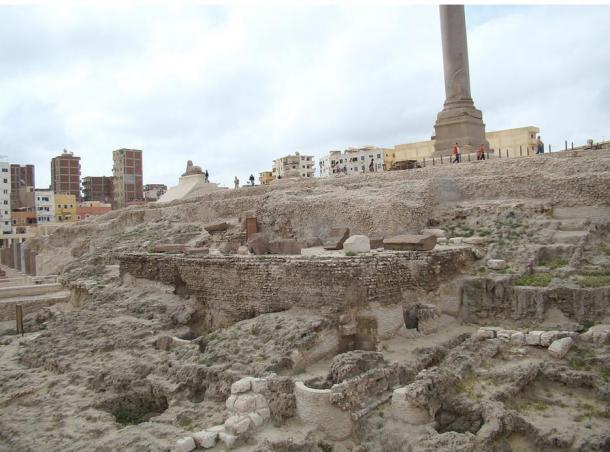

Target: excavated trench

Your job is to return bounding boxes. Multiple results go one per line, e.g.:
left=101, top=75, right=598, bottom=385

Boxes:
left=99, top=388, right=169, bottom=426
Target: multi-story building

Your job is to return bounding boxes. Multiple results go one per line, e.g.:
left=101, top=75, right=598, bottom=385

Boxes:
left=319, top=146, right=386, bottom=177
left=76, top=201, right=112, bottom=221
left=272, top=152, right=315, bottom=179
left=82, top=176, right=114, bottom=204
left=0, top=161, right=11, bottom=233
left=143, top=184, right=167, bottom=202
left=55, top=193, right=77, bottom=223
left=258, top=171, right=275, bottom=185
left=51, top=150, right=81, bottom=201
left=10, top=164, right=35, bottom=209
left=112, top=148, right=143, bottom=209
left=35, top=189, right=55, bottom=224
left=11, top=210, right=37, bottom=228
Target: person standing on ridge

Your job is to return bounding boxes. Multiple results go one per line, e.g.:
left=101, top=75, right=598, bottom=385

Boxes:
left=536, top=136, right=544, bottom=154
left=453, top=142, right=460, bottom=163
left=234, top=176, right=239, bottom=189
left=249, top=174, right=255, bottom=186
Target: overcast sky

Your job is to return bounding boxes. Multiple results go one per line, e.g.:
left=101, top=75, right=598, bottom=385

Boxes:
left=1, top=4, right=609, bottom=189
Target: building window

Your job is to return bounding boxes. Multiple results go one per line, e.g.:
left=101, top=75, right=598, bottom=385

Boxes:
left=377, top=154, right=381, bottom=159
left=2, top=179, right=6, bottom=183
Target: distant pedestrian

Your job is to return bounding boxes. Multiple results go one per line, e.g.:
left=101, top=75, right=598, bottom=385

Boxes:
left=205, top=170, right=209, bottom=182
left=249, top=174, right=255, bottom=186
left=536, top=136, right=544, bottom=154
left=477, top=144, right=486, bottom=160
left=452, top=142, right=461, bottom=163
left=369, top=159, right=375, bottom=172
left=234, top=176, right=239, bottom=189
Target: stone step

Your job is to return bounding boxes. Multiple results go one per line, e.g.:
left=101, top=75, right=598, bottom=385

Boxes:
left=552, top=230, right=589, bottom=245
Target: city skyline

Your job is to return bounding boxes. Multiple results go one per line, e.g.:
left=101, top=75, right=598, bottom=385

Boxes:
left=2, top=4, right=609, bottom=188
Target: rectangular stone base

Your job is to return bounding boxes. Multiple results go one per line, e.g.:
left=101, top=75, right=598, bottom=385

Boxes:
left=434, top=107, right=488, bottom=156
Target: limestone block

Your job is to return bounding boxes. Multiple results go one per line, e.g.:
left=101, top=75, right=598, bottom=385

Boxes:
left=540, top=331, right=560, bottom=347
left=473, top=329, right=495, bottom=341
left=193, top=431, right=217, bottom=449
left=234, top=394, right=256, bottom=413
left=511, top=332, right=526, bottom=345
left=250, top=378, right=268, bottom=394
left=225, top=395, right=237, bottom=411
left=224, top=415, right=251, bottom=435
left=369, top=237, right=384, bottom=249
left=204, top=222, right=229, bottom=233
left=247, top=412, right=264, bottom=428
left=437, top=237, right=448, bottom=245
left=323, top=227, right=350, bottom=250
left=449, top=237, right=464, bottom=244
left=463, top=236, right=489, bottom=246
left=268, top=239, right=302, bottom=255
left=237, top=246, right=249, bottom=255
left=497, top=330, right=519, bottom=341
left=525, top=331, right=543, bottom=346
left=257, top=408, right=270, bottom=420
left=207, top=425, right=225, bottom=433
left=391, top=387, right=430, bottom=425
left=153, top=243, right=185, bottom=254
left=231, top=377, right=254, bottom=394
left=253, top=393, right=268, bottom=410
left=421, top=228, right=446, bottom=238
left=218, top=432, right=238, bottom=449
left=383, top=234, right=437, bottom=251
left=548, top=337, right=574, bottom=359
left=247, top=233, right=269, bottom=255
left=175, top=437, right=196, bottom=452
left=343, top=235, right=371, bottom=254
left=487, top=259, right=507, bottom=270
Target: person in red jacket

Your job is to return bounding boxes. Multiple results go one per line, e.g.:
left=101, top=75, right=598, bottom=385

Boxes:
left=452, top=142, right=460, bottom=163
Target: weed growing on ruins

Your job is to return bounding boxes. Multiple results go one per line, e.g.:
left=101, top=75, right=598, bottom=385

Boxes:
left=582, top=320, right=595, bottom=331
left=539, top=258, right=568, bottom=270
left=345, top=251, right=357, bottom=256
left=514, top=273, right=553, bottom=287
left=113, top=409, right=146, bottom=426
left=576, top=269, right=610, bottom=288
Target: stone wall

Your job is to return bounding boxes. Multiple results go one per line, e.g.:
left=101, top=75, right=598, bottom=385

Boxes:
left=119, top=249, right=474, bottom=328
left=462, top=276, right=610, bottom=324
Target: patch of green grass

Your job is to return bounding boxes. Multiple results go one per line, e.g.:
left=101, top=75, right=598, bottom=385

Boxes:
left=601, top=245, right=610, bottom=256
left=539, top=258, right=568, bottom=270
left=345, top=251, right=357, bottom=256
left=113, top=409, right=145, bottom=426
left=576, top=270, right=610, bottom=288
left=514, top=273, right=553, bottom=287
left=582, top=320, right=595, bottom=331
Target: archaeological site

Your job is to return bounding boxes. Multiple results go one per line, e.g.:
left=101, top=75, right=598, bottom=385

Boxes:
left=1, top=149, right=609, bottom=451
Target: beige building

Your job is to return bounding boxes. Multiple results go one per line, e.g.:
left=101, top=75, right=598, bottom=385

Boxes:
left=319, top=146, right=387, bottom=177
left=259, top=171, right=275, bottom=185
left=272, top=152, right=315, bottom=179
left=386, top=126, right=540, bottom=168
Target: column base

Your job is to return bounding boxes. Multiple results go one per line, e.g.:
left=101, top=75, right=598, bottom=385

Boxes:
left=433, top=107, right=488, bottom=157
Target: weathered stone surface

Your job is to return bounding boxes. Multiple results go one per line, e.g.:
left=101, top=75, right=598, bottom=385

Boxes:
left=175, top=436, right=196, bottom=452
left=268, top=239, right=302, bottom=255
left=152, top=243, right=185, bottom=254
left=224, top=415, right=251, bottom=435
left=250, top=378, right=268, bottom=394
left=369, top=237, right=384, bottom=249
left=237, top=246, right=249, bottom=255
left=218, top=432, right=237, bottom=448
left=421, top=228, right=446, bottom=238
left=234, top=393, right=256, bottom=413
left=231, top=377, right=254, bottom=394
left=463, top=236, right=488, bottom=246
left=247, top=412, right=264, bottom=428
left=257, top=407, right=270, bottom=420
left=184, top=247, right=209, bottom=255
left=511, top=332, right=526, bottom=345
left=204, top=222, right=229, bottom=233
left=487, top=259, right=507, bottom=270
left=253, top=393, right=268, bottom=410
left=497, top=329, right=519, bottom=340
left=473, top=329, right=494, bottom=341
left=301, top=237, right=323, bottom=248
left=343, top=235, right=370, bottom=254
left=548, top=337, right=574, bottom=359
left=540, top=331, right=561, bottom=347
left=403, top=305, right=419, bottom=330
left=247, top=233, right=269, bottom=255
left=156, top=335, right=173, bottom=351
left=525, top=331, right=543, bottom=346
left=193, top=431, right=217, bottom=449
left=383, top=234, right=436, bottom=251
left=449, top=237, right=464, bottom=244
left=329, top=350, right=386, bottom=384
left=225, top=395, right=237, bottom=411
left=323, top=227, right=350, bottom=250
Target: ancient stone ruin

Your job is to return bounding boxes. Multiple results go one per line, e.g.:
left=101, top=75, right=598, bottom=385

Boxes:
left=1, top=150, right=609, bottom=451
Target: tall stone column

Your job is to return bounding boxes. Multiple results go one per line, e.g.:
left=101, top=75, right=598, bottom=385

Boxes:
left=433, top=5, right=488, bottom=156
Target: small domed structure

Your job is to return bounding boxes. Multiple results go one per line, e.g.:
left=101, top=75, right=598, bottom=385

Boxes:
left=182, top=160, right=204, bottom=177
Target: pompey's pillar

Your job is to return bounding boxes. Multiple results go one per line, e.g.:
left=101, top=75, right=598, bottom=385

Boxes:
left=433, top=5, right=488, bottom=156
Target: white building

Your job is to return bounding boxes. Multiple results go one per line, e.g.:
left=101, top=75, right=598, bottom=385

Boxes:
left=272, top=152, right=315, bottom=179
left=0, top=161, right=11, bottom=234
left=319, top=146, right=385, bottom=178
left=35, top=189, right=55, bottom=224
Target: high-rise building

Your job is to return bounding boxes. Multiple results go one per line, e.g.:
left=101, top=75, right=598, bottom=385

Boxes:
left=0, top=161, right=11, bottom=233
left=51, top=150, right=81, bottom=201
left=83, top=176, right=114, bottom=204
left=112, top=149, right=143, bottom=209
left=10, top=164, right=35, bottom=209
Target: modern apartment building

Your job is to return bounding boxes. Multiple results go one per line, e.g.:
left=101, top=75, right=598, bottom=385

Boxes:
left=35, top=189, right=55, bottom=224
left=112, top=149, right=143, bottom=209
left=0, top=161, right=11, bottom=233
left=272, top=152, right=315, bottom=179
left=51, top=150, right=81, bottom=201
left=10, top=164, right=35, bottom=209
left=83, top=176, right=114, bottom=204
left=319, top=146, right=386, bottom=177
left=55, top=193, right=77, bottom=223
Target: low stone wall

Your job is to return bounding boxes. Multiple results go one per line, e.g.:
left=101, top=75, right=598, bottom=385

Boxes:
left=119, top=249, right=474, bottom=327
left=0, top=292, right=70, bottom=321
left=461, top=277, right=610, bottom=324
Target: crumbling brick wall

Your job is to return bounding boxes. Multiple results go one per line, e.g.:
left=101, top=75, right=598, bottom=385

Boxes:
left=119, top=249, right=474, bottom=328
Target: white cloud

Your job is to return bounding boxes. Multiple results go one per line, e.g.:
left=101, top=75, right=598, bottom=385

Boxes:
left=0, top=4, right=608, bottom=188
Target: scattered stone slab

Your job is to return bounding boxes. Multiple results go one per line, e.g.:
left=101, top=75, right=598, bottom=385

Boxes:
left=193, top=431, right=217, bottom=449
left=268, top=239, right=302, bottom=255
left=175, top=437, right=196, bottom=452
left=152, top=243, right=185, bottom=253
left=421, top=228, right=446, bottom=238
left=224, top=415, right=251, bottom=435
left=247, top=233, right=269, bottom=255
left=525, top=331, right=543, bottom=346
left=204, top=222, right=229, bottom=233
left=580, top=325, right=610, bottom=344
left=511, top=332, right=526, bottom=345
left=540, top=331, right=561, bottom=347
left=218, top=432, right=237, bottom=448
left=184, top=247, right=209, bottom=255
left=463, top=236, right=489, bottom=246
left=231, top=377, right=254, bottom=394
left=548, top=337, right=574, bottom=359
left=473, top=328, right=495, bottom=341
left=487, top=259, right=507, bottom=270
left=383, top=234, right=436, bottom=251
left=343, top=235, right=370, bottom=254
left=369, top=237, right=384, bottom=249
left=323, top=227, right=350, bottom=250
left=448, top=237, right=464, bottom=245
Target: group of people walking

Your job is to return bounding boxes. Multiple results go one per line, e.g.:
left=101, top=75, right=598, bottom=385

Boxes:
left=234, top=175, right=256, bottom=189
left=451, top=135, right=545, bottom=163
